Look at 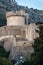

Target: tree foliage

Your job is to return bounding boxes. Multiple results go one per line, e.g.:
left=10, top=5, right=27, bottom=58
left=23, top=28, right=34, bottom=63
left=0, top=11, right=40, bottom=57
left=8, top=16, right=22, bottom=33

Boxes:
left=0, top=14, right=7, bottom=27
left=0, top=41, right=12, bottom=65
left=0, top=57, right=12, bottom=65
left=31, top=24, right=43, bottom=65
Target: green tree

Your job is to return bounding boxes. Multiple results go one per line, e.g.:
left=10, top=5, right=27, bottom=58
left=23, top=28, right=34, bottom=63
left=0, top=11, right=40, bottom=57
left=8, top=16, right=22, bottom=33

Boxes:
left=0, top=57, right=12, bottom=65
left=31, top=24, right=43, bottom=65
left=0, top=41, right=12, bottom=65
left=0, top=42, right=10, bottom=58
left=0, top=14, right=7, bottom=27
left=22, top=57, right=31, bottom=65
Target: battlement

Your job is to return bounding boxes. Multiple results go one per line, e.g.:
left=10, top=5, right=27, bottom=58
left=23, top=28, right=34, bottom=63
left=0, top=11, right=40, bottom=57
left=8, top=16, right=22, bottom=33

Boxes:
left=6, top=10, right=28, bottom=26
left=6, top=10, right=26, bottom=18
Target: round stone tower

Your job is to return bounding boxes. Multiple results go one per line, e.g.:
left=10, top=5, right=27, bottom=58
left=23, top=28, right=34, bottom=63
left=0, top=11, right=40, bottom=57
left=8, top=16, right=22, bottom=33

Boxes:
left=6, top=10, right=26, bottom=26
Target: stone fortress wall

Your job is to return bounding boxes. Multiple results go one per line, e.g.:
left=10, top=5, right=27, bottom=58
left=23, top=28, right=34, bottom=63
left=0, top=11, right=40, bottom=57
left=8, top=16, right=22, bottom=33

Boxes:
left=0, top=24, right=39, bottom=42
left=0, top=10, right=39, bottom=60
left=0, top=26, right=25, bottom=38
left=0, top=25, right=39, bottom=60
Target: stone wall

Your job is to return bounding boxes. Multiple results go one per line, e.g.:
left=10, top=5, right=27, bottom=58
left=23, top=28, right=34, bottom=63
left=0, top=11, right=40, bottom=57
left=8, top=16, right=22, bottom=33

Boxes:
left=0, top=26, right=26, bottom=39
left=1, top=36, right=33, bottom=60
left=0, top=24, right=39, bottom=41
left=0, top=24, right=39, bottom=60
left=9, top=43, right=34, bottom=60
left=6, top=11, right=27, bottom=26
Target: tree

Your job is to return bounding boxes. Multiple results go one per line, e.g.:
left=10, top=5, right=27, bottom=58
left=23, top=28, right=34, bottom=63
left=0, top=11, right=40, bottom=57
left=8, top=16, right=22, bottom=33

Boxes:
left=22, top=57, right=31, bottom=65
left=31, top=24, right=43, bottom=65
left=0, top=41, right=12, bottom=65
left=0, top=57, right=12, bottom=65
left=0, top=14, right=7, bottom=27
left=0, top=41, right=10, bottom=58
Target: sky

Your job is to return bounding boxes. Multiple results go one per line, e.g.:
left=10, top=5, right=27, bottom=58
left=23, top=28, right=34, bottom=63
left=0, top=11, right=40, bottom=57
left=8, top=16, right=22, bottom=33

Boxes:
left=16, top=0, right=43, bottom=10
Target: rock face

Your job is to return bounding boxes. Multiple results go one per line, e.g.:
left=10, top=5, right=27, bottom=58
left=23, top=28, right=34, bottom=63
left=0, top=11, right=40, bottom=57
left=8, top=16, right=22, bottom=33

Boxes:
left=0, top=0, right=17, bottom=12
left=0, top=0, right=23, bottom=13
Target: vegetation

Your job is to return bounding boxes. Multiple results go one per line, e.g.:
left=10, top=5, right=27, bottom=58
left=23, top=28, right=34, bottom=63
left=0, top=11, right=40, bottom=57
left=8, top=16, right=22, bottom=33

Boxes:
left=31, top=24, right=43, bottom=65
left=0, top=14, right=7, bottom=27
left=21, top=57, right=31, bottom=65
left=20, top=24, right=43, bottom=65
left=0, top=57, right=12, bottom=65
left=0, top=41, right=12, bottom=65
left=0, top=45, right=10, bottom=58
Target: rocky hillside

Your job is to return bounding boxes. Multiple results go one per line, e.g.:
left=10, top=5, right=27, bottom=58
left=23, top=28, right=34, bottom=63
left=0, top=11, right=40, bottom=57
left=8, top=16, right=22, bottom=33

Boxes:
left=0, top=0, right=43, bottom=26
